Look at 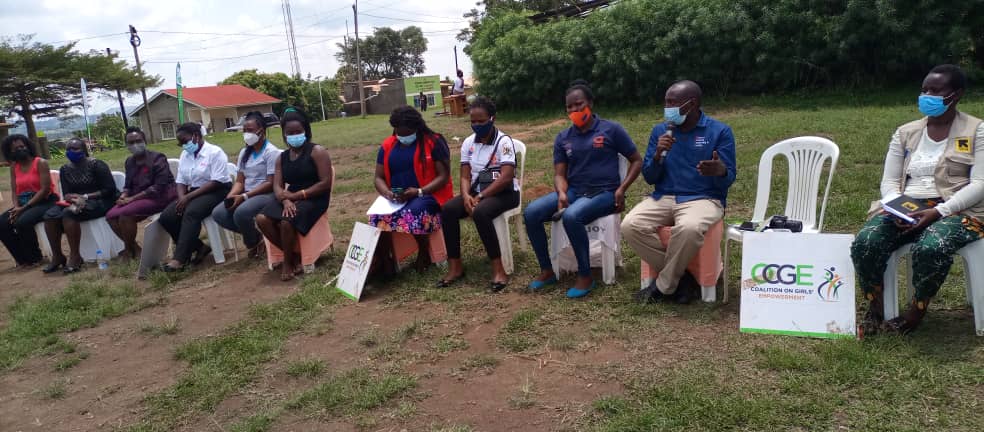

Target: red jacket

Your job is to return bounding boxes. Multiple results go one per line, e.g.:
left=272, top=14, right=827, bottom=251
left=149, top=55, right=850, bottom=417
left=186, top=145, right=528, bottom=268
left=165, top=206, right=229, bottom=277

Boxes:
left=381, top=134, right=453, bottom=206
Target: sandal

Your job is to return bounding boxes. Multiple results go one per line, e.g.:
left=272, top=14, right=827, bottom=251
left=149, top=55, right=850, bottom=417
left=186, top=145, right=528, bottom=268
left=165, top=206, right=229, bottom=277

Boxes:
left=436, top=272, right=466, bottom=288
left=160, top=263, right=185, bottom=273
left=42, top=260, right=66, bottom=274
left=190, top=245, right=212, bottom=265
left=63, top=261, right=85, bottom=274
left=490, top=280, right=508, bottom=293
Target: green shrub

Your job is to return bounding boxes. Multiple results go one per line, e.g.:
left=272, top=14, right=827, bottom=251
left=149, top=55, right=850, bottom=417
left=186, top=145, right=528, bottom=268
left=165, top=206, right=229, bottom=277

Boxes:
left=469, top=0, right=981, bottom=107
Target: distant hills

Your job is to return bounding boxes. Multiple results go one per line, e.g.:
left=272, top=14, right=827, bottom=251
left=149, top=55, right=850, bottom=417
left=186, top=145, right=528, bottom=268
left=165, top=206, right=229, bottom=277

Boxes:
left=10, top=106, right=135, bottom=140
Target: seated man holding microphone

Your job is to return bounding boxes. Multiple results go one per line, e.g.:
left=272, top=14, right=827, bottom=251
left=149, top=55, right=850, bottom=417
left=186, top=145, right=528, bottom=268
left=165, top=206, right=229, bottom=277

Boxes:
left=622, top=80, right=737, bottom=304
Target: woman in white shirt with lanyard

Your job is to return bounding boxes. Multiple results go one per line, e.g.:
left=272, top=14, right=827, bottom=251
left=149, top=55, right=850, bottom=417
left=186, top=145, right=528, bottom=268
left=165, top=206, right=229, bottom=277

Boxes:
left=158, top=122, right=232, bottom=272
left=438, top=97, right=519, bottom=292
left=211, top=111, right=281, bottom=259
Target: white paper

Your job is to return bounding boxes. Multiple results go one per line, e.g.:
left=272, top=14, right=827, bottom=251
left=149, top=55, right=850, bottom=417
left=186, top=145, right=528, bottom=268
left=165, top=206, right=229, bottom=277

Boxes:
left=366, top=195, right=406, bottom=215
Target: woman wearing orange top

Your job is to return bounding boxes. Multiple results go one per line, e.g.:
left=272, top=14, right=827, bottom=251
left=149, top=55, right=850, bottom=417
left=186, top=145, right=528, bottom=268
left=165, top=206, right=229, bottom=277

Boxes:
left=0, top=134, right=58, bottom=268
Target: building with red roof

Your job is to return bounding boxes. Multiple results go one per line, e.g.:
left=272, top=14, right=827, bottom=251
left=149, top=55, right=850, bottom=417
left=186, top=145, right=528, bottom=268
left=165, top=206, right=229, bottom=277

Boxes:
left=129, top=84, right=280, bottom=142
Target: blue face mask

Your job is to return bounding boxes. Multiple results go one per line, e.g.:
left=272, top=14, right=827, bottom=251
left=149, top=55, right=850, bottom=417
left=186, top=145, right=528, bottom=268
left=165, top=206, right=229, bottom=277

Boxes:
left=471, top=120, right=494, bottom=139
left=664, top=99, right=693, bottom=126
left=182, top=140, right=199, bottom=154
left=286, top=133, right=307, bottom=148
left=397, top=133, right=417, bottom=146
left=918, top=93, right=953, bottom=118
left=65, top=149, right=85, bottom=163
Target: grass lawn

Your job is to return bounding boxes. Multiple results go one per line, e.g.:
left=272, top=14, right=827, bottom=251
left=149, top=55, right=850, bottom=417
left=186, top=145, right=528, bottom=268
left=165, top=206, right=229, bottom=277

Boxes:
left=1, top=90, right=982, bottom=431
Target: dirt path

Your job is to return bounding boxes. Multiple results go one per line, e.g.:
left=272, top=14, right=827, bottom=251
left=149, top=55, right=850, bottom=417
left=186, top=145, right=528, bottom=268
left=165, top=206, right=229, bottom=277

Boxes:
left=0, top=259, right=294, bottom=432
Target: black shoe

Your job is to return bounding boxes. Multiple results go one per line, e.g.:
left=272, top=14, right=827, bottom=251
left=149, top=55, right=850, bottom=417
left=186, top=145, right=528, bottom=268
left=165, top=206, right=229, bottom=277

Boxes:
left=435, top=273, right=466, bottom=288
left=633, top=282, right=666, bottom=304
left=674, top=271, right=700, bottom=305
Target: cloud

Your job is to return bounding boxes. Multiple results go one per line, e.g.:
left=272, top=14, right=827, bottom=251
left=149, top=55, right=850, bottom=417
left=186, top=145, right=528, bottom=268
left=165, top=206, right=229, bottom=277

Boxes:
left=3, top=0, right=476, bottom=112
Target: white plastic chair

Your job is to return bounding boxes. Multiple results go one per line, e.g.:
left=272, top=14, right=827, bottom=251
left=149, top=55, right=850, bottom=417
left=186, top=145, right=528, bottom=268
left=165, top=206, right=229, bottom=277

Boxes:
left=201, top=162, right=240, bottom=264
left=493, top=139, right=526, bottom=275
left=548, top=155, right=628, bottom=285
left=35, top=170, right=62, bottom=258
left=722, top=136, right=839, bottom=303
left=883, top=241, right=984, bottom=336
left=167, top=158, right=179, bottom=178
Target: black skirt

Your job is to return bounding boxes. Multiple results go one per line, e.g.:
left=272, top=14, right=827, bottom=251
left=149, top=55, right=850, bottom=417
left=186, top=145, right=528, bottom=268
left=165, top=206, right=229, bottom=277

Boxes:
left=260, top=196, right=330, bottom=236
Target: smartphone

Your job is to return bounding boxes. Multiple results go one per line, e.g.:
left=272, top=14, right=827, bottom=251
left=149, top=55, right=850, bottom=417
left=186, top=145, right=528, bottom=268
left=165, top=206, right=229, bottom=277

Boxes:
left=391, top=187, right=405, bottom=197
left=224, top=197, right=236, bottom=208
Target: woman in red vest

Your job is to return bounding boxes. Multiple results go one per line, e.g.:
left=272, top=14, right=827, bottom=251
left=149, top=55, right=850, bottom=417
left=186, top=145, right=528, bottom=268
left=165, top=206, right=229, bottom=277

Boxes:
left=370, top=106, right=453, bottom=273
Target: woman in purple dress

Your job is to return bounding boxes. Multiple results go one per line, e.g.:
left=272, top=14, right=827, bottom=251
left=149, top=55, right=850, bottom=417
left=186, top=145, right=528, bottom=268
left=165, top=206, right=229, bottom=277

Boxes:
left=106, top=127, right=177, bottom=259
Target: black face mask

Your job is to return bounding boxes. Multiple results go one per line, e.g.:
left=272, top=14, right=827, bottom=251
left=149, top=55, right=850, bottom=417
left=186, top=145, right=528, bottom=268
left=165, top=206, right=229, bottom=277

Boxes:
left=13, top=148, right=30, bottom=161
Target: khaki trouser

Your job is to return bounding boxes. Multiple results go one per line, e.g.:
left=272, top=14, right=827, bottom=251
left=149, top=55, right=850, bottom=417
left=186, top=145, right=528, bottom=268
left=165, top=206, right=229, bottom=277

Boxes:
left=621, top=196, right=723, bottom=294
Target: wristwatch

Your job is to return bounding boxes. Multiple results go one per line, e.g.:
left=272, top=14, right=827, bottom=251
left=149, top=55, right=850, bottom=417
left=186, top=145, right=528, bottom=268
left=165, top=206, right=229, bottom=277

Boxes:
left=241, top=193, right=249, bottom=200
left=477, top=192, right=485, bottom=200
left=418, top=188, right=424, bottom=197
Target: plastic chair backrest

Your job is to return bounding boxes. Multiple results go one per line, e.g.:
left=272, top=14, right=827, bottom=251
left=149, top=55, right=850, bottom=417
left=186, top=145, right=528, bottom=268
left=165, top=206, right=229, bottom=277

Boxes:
left=49, top=170, right=62, bottom=196
left=167, top=158, right=179, bottom=177
left=511, top=139, right=527, bottom=203
left=111, top=171, right=125, bottom=191
left=752, top=136, right=839, bottom=232
left=226, top=162, right=238, bottom=181
left=618, top=154, right=628, bottom=181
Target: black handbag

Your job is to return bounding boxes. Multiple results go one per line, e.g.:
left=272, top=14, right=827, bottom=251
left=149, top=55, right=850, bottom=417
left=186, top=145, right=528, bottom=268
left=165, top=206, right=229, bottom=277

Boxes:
left=472, top=132, right=507, bottom=194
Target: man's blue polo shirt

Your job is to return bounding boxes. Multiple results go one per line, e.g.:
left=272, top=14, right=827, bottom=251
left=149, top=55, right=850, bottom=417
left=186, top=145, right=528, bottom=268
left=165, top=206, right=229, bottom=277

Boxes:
left=642, top=112, right=737, bottom=206
left=554, top=115, right=638, bottom=194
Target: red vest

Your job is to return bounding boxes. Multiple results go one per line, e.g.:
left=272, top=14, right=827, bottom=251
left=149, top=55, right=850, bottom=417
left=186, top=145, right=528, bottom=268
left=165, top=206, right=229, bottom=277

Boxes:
left=381, top=134, right=453, bottom=206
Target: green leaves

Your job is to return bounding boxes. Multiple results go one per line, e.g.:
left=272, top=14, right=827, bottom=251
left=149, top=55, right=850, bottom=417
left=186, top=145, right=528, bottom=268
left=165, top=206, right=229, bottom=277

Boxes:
left=469, top=0, right=983, bottom=108
left=334, top=26, right=428, bottom=81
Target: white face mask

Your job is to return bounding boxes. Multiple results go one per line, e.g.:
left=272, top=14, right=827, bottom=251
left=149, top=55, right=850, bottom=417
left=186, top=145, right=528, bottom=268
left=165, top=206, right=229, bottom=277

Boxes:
left=243, top=132, right=260, bottom=146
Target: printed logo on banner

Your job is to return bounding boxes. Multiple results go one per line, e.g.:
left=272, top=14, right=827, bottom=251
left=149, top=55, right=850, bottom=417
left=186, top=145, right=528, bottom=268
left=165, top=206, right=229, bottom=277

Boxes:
left=817, top=267, right=844, bottom=302
left=746, top=262, right=843, bottom=302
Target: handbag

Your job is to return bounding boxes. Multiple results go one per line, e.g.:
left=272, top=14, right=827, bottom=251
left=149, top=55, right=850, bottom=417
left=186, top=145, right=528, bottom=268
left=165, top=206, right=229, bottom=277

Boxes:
left=472, top=132, right=507, bottom=194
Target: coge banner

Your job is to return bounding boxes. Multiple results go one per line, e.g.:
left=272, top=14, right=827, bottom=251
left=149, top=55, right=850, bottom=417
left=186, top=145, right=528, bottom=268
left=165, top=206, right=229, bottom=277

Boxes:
left=740, top=232, right=856, bottom=339
left=336, top=222, right=381, bottom=301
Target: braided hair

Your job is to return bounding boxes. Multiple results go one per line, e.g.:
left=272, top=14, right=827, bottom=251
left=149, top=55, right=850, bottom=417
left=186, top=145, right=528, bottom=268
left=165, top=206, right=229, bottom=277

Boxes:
left=239, top=111, right=267, bottom=168
left=389, top=105, right=440, bottom=164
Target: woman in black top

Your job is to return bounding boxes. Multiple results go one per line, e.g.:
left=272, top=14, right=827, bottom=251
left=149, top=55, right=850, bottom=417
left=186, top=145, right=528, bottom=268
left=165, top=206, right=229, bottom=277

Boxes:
left=42, top=138, right=119, bottom=273
left=256, top=107, right=333, bottom=281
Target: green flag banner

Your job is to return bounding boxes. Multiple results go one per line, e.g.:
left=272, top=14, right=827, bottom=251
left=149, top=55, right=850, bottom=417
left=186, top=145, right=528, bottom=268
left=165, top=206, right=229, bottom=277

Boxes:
left=176, top=63, right=184, bottom=124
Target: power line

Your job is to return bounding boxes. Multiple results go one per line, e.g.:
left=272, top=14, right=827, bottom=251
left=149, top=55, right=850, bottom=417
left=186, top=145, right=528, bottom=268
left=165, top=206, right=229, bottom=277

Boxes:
left=360, top=13, right=466, bottom=24
left=143, top=36, right=341, bottom=64
left=140, top=30, right=343, bottom=38
left=48, top=32, right=128, bottom=45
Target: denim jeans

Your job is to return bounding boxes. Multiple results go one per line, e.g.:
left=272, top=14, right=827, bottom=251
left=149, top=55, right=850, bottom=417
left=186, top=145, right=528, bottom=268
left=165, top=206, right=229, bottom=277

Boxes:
left=524, top=188, right=616, bottom=277
left=211, top=193, right=276, bottom=248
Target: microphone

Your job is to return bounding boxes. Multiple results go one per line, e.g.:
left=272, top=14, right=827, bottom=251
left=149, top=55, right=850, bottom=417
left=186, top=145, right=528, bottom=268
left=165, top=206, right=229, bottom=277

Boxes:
left=659, top=124, right=674, bottom=161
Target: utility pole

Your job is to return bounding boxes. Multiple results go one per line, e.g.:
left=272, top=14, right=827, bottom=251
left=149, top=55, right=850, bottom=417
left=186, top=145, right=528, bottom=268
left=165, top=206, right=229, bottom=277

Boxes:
left=106, top=48, right=129, bottom=128
left=314, top=76, right=326, bottom=121
left=353, top=0, right=366, bottom=118
left=454, top=45, right=459, bottom=72
left=129, top=25, right=155, bottom=142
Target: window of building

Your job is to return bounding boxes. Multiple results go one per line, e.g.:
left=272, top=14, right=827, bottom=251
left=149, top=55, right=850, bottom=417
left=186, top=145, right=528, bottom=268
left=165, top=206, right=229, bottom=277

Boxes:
left=160, top=121, right=176, bottom=140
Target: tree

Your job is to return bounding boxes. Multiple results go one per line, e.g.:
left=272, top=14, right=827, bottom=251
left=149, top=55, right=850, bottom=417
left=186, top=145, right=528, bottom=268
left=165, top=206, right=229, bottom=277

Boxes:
left=220, top=70, right=342, bottom=120
left=90, top=114, right=126, bottom=150
left=220, top=69, right=307, bottom=114
left=335, top=27, right=427, bottom=80
left=458, top=0, right=582, bottom=47
left=0, top=35, right=161, bottom=156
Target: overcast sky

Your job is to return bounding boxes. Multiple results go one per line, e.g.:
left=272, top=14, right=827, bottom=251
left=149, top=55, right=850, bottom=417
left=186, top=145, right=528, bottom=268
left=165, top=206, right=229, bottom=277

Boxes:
left=2, top=0, right=477, bottom=113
